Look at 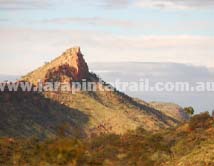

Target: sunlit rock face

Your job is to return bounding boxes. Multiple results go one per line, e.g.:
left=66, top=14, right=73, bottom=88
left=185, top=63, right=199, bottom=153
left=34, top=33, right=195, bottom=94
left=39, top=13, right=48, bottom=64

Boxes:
left=23, top=47, right=89, bottom=84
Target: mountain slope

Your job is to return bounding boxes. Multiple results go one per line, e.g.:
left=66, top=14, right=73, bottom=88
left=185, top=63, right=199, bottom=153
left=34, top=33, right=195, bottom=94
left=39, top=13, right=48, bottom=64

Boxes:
left=0, top=47, right=189, bottom=138
left=0, top=112, right=212, bottom=166
left=149, top=102, right=189, bottom=122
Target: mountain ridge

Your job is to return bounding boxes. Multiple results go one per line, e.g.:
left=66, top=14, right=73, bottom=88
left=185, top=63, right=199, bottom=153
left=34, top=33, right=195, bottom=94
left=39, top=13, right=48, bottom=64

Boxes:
left=0, top=47, right=189, bottom=138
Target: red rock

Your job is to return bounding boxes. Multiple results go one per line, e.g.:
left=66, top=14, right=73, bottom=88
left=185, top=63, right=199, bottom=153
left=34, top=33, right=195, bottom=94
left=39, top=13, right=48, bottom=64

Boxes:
left=23, top=46, right=89, bottom=84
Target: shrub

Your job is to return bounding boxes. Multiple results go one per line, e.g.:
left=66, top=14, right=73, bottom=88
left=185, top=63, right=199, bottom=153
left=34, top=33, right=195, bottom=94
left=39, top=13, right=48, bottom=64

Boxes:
left=184, top=107, right=195, bottom=115
left=189, top=112, right=212, bottom=130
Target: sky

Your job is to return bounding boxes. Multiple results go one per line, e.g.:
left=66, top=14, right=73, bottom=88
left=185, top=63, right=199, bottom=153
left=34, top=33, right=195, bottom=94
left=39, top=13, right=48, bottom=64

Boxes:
left=90, top=62, right=214, bottom=113
left=0, top=0, right=214, bottom=75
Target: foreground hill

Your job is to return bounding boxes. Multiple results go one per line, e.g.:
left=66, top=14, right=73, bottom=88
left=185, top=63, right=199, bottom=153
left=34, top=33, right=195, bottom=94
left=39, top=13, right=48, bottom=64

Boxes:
left=0, top=112, right=213, bottom=166
left=0, top=47, right=189, bottom=138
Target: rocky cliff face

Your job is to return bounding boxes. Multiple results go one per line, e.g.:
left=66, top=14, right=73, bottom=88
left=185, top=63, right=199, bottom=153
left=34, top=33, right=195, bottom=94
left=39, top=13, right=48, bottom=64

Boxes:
left=23, top=47, right=89, bottom=84
left=52, top=47, right=89, bottom=81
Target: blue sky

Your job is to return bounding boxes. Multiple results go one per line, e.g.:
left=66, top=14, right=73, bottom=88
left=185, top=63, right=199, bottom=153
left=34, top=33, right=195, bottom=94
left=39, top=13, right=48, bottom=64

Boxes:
left=0, top=0, right=214, bottom=75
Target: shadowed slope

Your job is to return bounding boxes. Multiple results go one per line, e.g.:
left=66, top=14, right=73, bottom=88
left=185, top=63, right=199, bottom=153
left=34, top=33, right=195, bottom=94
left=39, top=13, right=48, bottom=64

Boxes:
left=0, top=90, right=89, bottom=138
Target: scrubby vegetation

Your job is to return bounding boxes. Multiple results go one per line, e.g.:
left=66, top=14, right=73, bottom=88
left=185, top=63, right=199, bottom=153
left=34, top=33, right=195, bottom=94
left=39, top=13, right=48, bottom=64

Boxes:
left=189, top=112, right=213, bottom=130
left=184, top=106, right=195, bottom=116
left=0, top=112, right=214, bottom=166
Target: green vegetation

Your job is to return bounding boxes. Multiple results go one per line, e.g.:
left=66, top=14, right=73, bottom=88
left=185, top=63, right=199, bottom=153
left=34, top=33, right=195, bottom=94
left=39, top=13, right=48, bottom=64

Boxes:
left=189, top=112, right=212, bottom=130
left=1, top=112, right=214, bottom=166
left=184, top=106, right=195, bottom=115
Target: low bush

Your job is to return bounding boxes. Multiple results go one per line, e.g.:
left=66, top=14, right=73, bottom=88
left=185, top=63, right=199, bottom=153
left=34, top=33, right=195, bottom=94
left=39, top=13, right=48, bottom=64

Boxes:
left=189, top=112, right=212, bottom=130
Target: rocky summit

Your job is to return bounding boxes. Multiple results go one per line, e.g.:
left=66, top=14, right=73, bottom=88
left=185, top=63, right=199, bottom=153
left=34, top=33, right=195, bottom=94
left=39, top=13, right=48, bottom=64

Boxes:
left=23, top=47, right=89, bottom=84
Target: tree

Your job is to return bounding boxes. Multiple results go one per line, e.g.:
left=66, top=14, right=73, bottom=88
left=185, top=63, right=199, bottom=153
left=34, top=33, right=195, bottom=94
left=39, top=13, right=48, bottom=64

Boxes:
left=212, top=110, right=214, bottom=118
left=184, top=106, right=195, bottom=115
left=189, top=112, right=211, bottom=130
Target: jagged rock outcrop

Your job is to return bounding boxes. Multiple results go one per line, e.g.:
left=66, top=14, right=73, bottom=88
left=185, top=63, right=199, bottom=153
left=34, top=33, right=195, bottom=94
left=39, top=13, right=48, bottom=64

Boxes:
left=23, top=47, right=89, bottom=84
left=55, top=47, right=89, bottom=81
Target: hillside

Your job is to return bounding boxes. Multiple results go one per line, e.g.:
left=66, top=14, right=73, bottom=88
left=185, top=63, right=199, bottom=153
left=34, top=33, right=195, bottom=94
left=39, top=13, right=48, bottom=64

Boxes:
left=0, top=112, right=213, bottom=166
left=134, top=99, right=190, bottom=122
left=0, top=47, right=189, bottom=138
left=149, top=102, right=189, bottom=122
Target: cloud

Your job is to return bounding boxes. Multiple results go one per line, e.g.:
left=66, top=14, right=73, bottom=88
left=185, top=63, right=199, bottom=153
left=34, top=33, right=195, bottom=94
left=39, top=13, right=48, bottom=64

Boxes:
left=42, top=17, right=158, bottom=29
left=90, top=62, right=214, bottom=113
left=37, top=15, right=214, bottom=36
left=97, top=0, right=131, bottom=8
left=0, top=27, right=214, bottom=74
left=43, top=17, right=135, bottom=28
left=90, top=62, right=214, bottom=81
left=89, top=34, right=214, bottom=67
left=0, top=19, right=8, bottom=22
left=134, top=0, right=214, bottom=10
left=0, top=0, right=131, bottom=11
left=0, top=0, right=213, bottom=11
left=70, top=0, right=131, bottom=9
left=0, top=0, right=51, bottom=10
left=71, top=0, right=214, bottom=10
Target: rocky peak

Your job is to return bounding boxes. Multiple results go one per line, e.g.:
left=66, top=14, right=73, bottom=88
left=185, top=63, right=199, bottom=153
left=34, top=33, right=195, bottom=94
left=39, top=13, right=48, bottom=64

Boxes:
left=23, top=46, right=89, bottom=84
left=59, top=46, right=89, bottom=80
left=66, top=47, right=81, bottom=54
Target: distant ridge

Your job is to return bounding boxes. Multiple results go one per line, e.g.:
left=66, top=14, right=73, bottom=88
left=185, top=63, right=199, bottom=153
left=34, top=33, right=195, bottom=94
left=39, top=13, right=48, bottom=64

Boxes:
left=0, top=74, right=20, bottom=82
